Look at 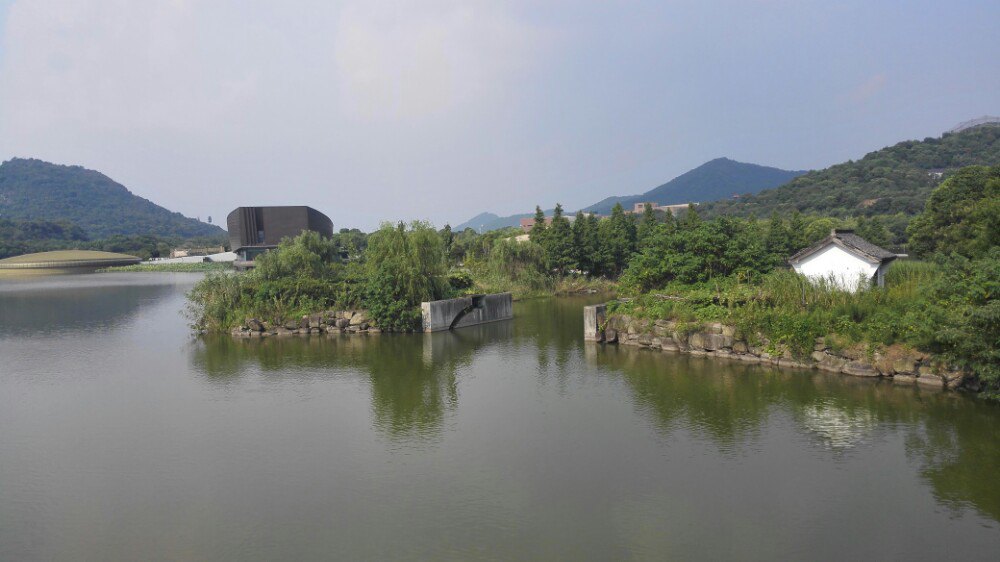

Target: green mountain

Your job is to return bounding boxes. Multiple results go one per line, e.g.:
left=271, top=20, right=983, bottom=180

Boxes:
left=579, top=158, right=806, bottom=215
left=454, top=158, right=804, bottom=232
left=702, top=124, right=1000, bottom=218
left=0, top=158, right=224, bottom=239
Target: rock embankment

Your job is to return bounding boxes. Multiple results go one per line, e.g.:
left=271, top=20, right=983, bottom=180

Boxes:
left=231, top=310, right=379, bottom=337
left=584, top=305, right=968, bottom=391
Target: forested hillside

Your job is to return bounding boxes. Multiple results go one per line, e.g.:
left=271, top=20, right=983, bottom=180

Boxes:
left=454, top=157, right=804, bottom=232
left=0, top=158, right=224, bottom=239
left=580, top=158, right=806, bottom=215
left=702, top=125, right=1000, bottom=218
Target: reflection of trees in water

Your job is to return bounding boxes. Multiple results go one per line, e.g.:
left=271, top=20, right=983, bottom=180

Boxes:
left=191, top=320, right=513, bottom=441
left=514, top=296, right=598, bottom=390
left=587, top=343, right=1000, bottom=523
left=903, top=399, right=1000, bottom=522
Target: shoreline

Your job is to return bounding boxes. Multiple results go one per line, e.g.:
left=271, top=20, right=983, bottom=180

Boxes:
left=585, top=305, right=971, bottom=392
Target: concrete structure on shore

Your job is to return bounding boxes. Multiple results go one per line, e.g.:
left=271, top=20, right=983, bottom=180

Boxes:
left=583, top=304, right=606, bottom=341
left=421, top=293, right=513, bottom=332
left=0, top=250, right=140, bottom=275
left=227, top=206, right=333, bottom=268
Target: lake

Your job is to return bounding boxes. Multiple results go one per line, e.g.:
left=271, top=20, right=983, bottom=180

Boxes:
left=1, top=273, right=998, bottom=560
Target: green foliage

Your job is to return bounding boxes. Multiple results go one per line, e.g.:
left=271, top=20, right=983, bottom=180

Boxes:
left=622, top=214, right=815, bottom=292
left=594, top=203, right=637, bottom=276
left=703, top=126, right=1000, bottom=220
left=918, top=251, right=1000, bottom=398
left=0, top=158, right=224, bottom=239
left=571, top=211, right=600, bottom=274
left=475, top=238, right=553, bottom=296
left=100, top=262, right=232, bottom=273
left=541, top=203, right=576, bottom=273
left=0, top=216, right=228, bottom=260
left=907, top=165, right=1000, bottom=258
left=363, top=222, right=451, bottom=331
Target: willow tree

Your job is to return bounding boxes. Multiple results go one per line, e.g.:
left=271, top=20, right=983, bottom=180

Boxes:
left=363, top=221, right=450, bottom=331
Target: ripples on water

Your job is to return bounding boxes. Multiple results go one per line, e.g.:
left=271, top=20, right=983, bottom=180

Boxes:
left=0, top=273, right=998, bottom=560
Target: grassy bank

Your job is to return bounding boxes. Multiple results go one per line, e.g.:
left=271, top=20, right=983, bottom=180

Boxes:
left=100, top=262, right=233, bottom=273
left=612, top=256, right=999, bottom=398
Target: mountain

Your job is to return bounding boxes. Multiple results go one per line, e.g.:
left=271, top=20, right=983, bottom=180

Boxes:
left=454, top=157, right=805, bottom=232
left=701, top=123, right=1000, bottom=218
left=0, top=158, right=224, bottom=239
left=579, top=157, right=807, bottom=215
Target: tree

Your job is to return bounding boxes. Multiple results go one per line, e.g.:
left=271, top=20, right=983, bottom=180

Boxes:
left=545, top=203, right=576, bottom=273
left=572, top=211, right=599, bottom=274
left=595, top=203, right=637, bottom=276
left=530, top=205, right=547, bottom=241
left=637, top=203, right=659, bottom=247
left=363, top=221, right=450, bottom=331
left=907, top=165, right=1000, bottom=259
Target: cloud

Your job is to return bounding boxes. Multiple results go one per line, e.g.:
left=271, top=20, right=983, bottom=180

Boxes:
left=0, top=0, right=545, bottom=228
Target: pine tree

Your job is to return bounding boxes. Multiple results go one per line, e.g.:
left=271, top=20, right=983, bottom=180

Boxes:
left=546, top=203, right=576, bottom=273
left=530, top=205, right=548, bottom=244
left=637, top=203, right=659, bottom=247
left=596, top=203, right=637, bottom=276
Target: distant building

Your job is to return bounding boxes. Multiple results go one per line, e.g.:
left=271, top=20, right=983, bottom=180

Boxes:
left=519, top=214, right=579, bottom=233
left=170, top=246, right=226, bottom=259
left=631, top=202, right=696, bottom=215
left=227, top=206, right=333, bottom=268
left=788, top=229, right=897, bottom=292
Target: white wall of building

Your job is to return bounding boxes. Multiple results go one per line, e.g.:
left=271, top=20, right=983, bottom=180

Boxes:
left=144, top=252, right=238, bottom=265
left=792, top=244, right=878, bottom=292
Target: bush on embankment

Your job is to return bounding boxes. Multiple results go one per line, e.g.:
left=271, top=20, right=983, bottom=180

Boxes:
left=188, top=223, right=454, bottom=333
left=612, top=254, right=1000, bottom=398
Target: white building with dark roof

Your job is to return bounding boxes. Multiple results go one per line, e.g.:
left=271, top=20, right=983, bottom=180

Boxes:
left=788, top=229, right=897, bottom=292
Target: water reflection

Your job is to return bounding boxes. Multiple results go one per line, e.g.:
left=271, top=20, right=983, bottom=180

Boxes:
left=191, top=320, right=513, bottom=440
left=585, top=341, right=1000, bottom=523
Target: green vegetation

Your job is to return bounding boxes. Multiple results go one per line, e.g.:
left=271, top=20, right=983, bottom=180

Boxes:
left=616, top=165, right=1000, bottom=399
left=99, top=262, right=233, bottom=273
left=0, top=158, right=224, bottom=239
left=186, top=162, right=998, bottom=398
left=581, top=157, right=807, bottom=215
left=907, top=165, right=999, bottom=259
left=0, top=217, right=228, bottom=260
left=703, top=126, right=1000, bottom=220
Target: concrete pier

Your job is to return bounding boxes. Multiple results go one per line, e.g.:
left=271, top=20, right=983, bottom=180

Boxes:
left=583, top=304, right=607, bottom=341
left=421, top=293, right=513, bottom=332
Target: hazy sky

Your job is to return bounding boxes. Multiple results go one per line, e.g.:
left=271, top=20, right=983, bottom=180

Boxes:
left=0, top=1, right=997, bottom=231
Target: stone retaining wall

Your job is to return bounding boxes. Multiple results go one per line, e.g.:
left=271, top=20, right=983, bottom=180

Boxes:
left=584, top=306, right=968, bottom=391
left=230, top=309, right=380, bottom=337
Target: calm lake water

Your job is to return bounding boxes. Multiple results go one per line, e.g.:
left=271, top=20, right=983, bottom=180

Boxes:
left=1, top=273, right=999, bottom=561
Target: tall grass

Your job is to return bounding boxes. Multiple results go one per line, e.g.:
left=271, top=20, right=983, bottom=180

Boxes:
left=618, top=262, right=944, bottom=357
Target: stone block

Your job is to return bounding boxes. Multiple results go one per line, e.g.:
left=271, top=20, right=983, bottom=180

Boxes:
left=843, top=361, right=879, bottom=377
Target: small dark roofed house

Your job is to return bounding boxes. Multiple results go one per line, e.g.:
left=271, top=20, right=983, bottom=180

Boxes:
left=788, top=229, right=897, bottom=292
left=227, top=206, right=333, bottom=268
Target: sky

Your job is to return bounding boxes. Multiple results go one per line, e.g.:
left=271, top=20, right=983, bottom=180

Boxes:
left=0, top=0, right=997, bottom=231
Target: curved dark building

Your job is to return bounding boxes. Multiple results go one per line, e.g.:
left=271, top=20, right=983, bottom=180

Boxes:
left=227, top=206, right=333, bottom=267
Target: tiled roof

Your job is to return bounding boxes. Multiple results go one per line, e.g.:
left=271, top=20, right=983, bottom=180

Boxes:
left=788, top=229, right=896, bottom=264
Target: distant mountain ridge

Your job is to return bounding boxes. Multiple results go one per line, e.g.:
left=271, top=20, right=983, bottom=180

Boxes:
left=701, top=124, right=1000, bottom=218
left=454, top=157, right=806, bottom=231
left=0, top=158, right=224, bottom=239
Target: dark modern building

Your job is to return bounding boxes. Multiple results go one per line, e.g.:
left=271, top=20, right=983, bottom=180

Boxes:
left=227, top=206, right=333, bottom=268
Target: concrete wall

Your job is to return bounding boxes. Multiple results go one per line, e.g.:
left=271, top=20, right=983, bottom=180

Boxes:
left=583, top=304, right=606, bottom=341
left=792, top=244, right=878, bottom=292
left=421, top=293, right=513, bottom=332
